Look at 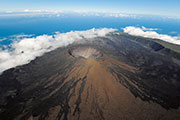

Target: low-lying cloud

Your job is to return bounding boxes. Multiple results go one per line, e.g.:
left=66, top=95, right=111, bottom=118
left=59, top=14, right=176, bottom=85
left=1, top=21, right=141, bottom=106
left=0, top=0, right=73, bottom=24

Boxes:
left=141, top=26, right=159, bottom=31
left=0, top=28, right=116, bottom=73
left=0, top=10, right=136, bottom=19
left=122, top=26, right=180, bottom=45
left=1, top=26, right=179, bottom=73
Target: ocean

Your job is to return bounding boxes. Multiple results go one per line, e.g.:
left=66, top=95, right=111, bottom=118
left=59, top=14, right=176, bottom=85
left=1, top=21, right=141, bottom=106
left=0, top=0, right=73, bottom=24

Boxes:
left=0, top=15, right=180, bottom=45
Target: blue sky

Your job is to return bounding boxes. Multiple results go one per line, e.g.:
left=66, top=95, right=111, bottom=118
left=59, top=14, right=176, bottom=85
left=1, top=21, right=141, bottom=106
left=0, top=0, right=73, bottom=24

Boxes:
left=0, top=0, right=180, bottom=16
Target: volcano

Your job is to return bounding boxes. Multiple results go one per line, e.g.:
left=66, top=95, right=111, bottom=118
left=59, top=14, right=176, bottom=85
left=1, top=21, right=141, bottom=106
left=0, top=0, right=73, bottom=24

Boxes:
left=0, top=32, right=180, bottom=120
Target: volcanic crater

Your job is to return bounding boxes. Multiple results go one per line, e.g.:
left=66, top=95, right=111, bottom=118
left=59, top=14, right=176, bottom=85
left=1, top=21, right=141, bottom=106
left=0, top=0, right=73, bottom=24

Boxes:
left=68, top=46, right=102, bottom=59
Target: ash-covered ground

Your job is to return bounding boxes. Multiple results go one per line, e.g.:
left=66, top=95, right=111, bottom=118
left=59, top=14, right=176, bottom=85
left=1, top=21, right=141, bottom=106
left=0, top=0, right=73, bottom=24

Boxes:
left=0, top=33, right=180, bottom=120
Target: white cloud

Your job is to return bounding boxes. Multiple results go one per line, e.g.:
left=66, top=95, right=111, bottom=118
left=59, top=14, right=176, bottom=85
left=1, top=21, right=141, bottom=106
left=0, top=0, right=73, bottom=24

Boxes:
left=0, top=38, right=7, bottom=42
left=0, top=10, right=137, bottom=19
left=1, top=10, right=180, bottom=20
left=11, top=34, right=34, bottom=39
left=122, top=26, right=180, bottom=45
left=0, top=28, right=116, bottom=73
left=24, top=9, right=30, bottom=12
left=169, top=31, right=177, bottom=34
left=141, top=26, right=159, bottom=31
left=5, top=11, right=13, bottom=13
left=103, top=13, right=137, bottom=19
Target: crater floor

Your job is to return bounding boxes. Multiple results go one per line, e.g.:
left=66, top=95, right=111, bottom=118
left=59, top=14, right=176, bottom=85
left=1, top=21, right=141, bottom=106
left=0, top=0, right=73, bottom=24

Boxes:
left=69, top=47, right=102, bottom=59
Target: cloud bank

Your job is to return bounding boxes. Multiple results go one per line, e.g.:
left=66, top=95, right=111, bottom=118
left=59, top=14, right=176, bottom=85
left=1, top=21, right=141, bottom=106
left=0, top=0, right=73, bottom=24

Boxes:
left=0, top=10, right=137, bottom=19
left=1, top=10, right=180, bottom=20
left=0, top=28, right=116, bottom=73
left=1, top=26, right=179, bottom=73
left=122, top=26, right=180, bottom=45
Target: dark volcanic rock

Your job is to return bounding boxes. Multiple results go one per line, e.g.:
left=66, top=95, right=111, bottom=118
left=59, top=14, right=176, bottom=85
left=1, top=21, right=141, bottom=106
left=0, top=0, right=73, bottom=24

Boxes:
left=149, top=42, right=165, bottom=51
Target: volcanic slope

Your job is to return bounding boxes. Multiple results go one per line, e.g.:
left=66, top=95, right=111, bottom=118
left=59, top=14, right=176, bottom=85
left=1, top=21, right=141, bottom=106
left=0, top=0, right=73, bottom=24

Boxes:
left=0, top=33, right=180, bottom=120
